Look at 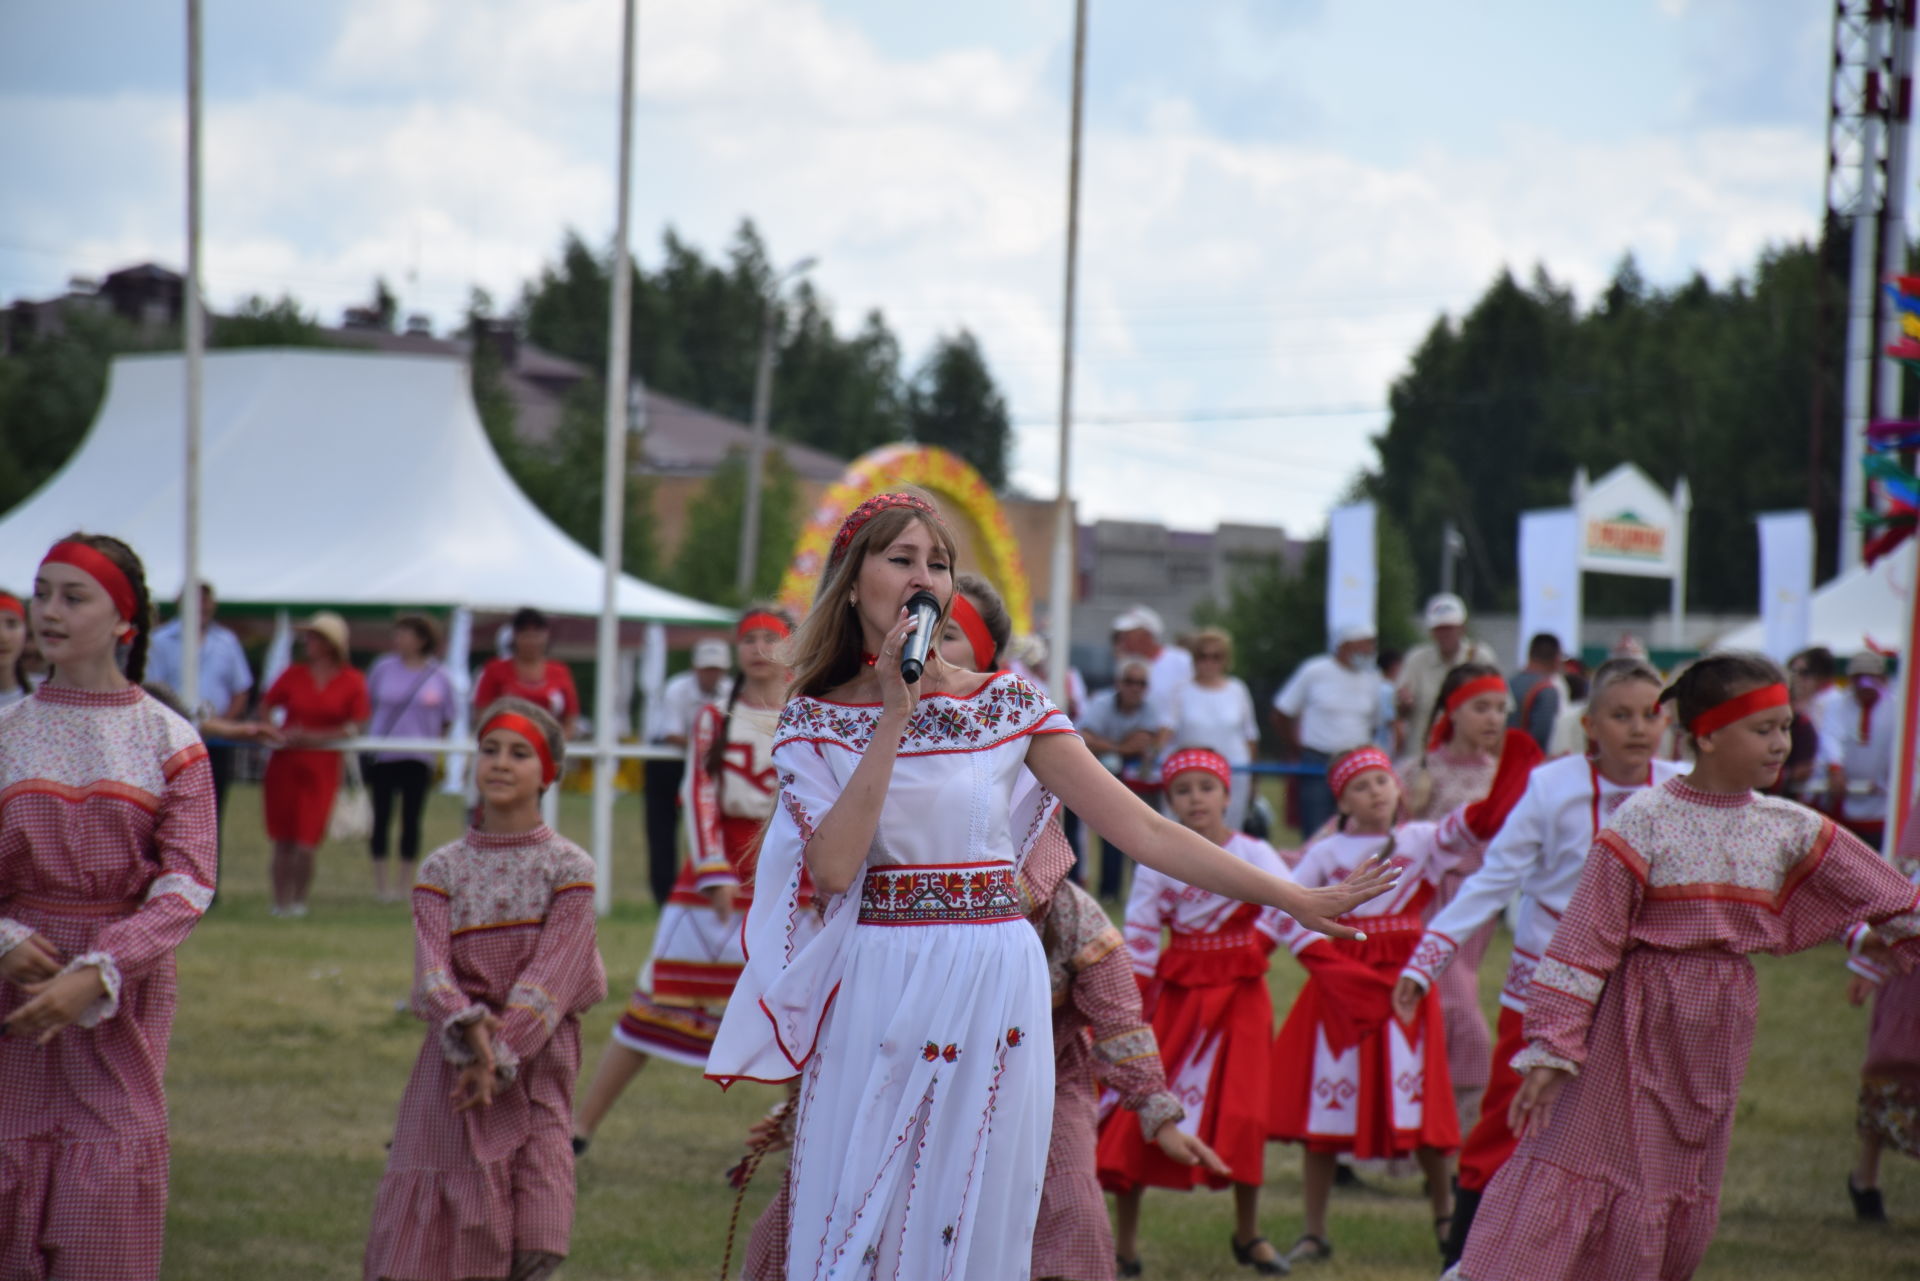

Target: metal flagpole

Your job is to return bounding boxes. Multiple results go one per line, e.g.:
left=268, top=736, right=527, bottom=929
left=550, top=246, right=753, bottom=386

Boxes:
left=182, top=0, right=204, bottom=713
left=1048, top=0, right=1087, bottom=705
left=592, top=0, right=638, bottom=916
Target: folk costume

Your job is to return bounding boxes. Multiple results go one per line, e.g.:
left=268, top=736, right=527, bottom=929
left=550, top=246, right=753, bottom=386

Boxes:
left=364, top=821, right=606, bottom=1281
left=616, top=616, right=795, bottom=1066
left=1400, top=754, right=1686, bottom=1203
left=1454, top=770, right=1920, bottom=1281
left=1848, top=824, right=1920, bottom=1181
left=0, top=680, right=217, bottom=1281
left=1269, top=737, right=1538, bottom=1161
left=1096, top=749, right=1291, bottom=1194
left=707, top=667, right=1075, bottom=1279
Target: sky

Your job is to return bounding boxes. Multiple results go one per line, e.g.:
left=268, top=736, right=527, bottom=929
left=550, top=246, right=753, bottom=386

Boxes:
left=0, top=0, right=1846, bottom=536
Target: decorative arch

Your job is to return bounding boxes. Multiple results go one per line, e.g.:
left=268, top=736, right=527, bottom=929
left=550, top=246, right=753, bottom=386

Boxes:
left=779, top=444, right=1034, bottom=633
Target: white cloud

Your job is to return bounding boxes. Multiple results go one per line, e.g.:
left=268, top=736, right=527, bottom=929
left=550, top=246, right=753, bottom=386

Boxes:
left=0, top=0, right=1830, bottom=539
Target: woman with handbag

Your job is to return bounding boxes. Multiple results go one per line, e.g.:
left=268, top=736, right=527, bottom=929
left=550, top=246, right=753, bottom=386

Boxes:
left=364, top=614, right=457, bottom=901
left=258, top=611, right=370, bottom=918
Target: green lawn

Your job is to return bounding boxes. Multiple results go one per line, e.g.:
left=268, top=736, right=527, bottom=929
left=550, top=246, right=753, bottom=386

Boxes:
left=156, top=783, right=1919, bottom=1279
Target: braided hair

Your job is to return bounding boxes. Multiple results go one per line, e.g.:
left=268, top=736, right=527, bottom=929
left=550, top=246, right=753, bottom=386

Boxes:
left=53, top=532, right=154, bottom=682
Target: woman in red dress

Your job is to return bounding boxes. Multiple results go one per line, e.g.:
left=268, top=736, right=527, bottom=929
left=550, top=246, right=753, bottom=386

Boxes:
left=472, top=608, right=580, bottom=740
left=258, top=611, right=369, bottom=916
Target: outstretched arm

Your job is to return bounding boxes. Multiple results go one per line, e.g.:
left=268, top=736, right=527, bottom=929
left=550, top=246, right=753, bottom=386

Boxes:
left=1026, top=732, right=1396, bottom=939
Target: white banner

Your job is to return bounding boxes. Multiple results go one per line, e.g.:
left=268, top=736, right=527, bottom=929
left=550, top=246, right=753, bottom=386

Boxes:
left=1756, top=511, right=1814, bottom=663
left=440, top=606, right=474, bottom=795
left=1519, top=508, right=1582, bottom=656
left=1326, top=501, right=1377, bottom=640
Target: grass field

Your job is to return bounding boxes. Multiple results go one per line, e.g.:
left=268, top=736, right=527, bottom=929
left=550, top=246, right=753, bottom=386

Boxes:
left=155, top=783, right=1919, bottom=1280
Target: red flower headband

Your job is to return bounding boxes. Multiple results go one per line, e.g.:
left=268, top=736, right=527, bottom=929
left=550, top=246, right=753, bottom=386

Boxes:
left=479, top=712, right=557, bottom=786
left=1330, top=747, right=1396, bottom=800
left=829, top=492, right=943, bottom=568
left=737, top=610, right=791, bottom=641
left=40, top=541, right=137, bottom=623
left=1426, top=673, right=1509, bottom=752
left=1688, top=683, right=1790, bottom=738
left=0, top=593, right=22, bottom=620
left=951, top=592, right=995, bottom=670
left=1162, top=747, right=1233, bottom=794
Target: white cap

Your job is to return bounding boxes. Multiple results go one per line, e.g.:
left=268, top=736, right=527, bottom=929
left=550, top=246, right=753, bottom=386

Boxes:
left=1848, top=651, right=1888, bottom=678
left=1424, top=592, right=1468, bottom=628
left=1334, top=622, right=1376, bottom=646
left=1111, top=605, right=1165, bottom=638
left=692, top=638, right=731, bottom=670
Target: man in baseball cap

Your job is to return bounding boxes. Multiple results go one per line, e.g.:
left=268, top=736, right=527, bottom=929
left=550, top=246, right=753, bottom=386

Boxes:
left=1397, top=592, right=1497, bottom=746
left=1111, top=604, right=1193, bottom=721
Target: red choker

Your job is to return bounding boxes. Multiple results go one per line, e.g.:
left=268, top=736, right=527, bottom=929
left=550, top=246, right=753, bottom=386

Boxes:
left=861, top=652, right=878, bottom=667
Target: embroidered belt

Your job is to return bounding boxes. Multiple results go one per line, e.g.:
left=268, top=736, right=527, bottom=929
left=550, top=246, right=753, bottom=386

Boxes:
left=1335, top=910, right=1423, bottom=936
left=5, top=891, right=142, bottom=918
left=858, top=862, right=1023, bottom=926
left=1167, top=928, right=1261, bottom=953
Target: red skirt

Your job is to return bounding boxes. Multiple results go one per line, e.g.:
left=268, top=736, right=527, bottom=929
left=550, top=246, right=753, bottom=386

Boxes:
left=1459, top=1004, right=1526, bottom=1190
left=262, top=749, right=342, bottom=845
left=1096, top=930, right=1275, bottom=1192
left=1269, top=928, right=1458, bottom=1158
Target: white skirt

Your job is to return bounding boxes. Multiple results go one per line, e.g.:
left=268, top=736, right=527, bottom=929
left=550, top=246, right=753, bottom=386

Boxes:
left=783, top=916, right=1054, bottom=1280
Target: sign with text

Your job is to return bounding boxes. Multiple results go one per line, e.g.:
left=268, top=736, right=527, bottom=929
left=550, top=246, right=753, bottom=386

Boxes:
left=1576, top=463, right=1686, bottom=580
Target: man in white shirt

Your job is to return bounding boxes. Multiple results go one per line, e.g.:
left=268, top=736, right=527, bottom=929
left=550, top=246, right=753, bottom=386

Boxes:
left=1271, top=623, right=1383, bottom=837
left=641, top=639, right=732, bottom=907
left=1112, top=604, right=1193, bottom=722
left=1398, top=593, right=1499, bottom=746
left=148, top=583, right=254, bottom=847
left=1828, top=651, right=1895, bottom=847
left=1079, top=658, right=1166, bottom=899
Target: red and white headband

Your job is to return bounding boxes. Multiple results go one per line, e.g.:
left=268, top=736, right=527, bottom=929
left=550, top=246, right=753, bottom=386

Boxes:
left=1688, top=683, right=1790, bottom=738
left=479, top=712, right=558, bottom=786
left=1162, top=748, right=1233, bottom=794
left=737, top=610, right=791, bottom=641
left=40, top=541, right=137, bottom=623
left=1426, top=673, right=1508, bottom=752
left=1329, top=747, right=1396, bottom=800
left=829, top=492, right=944, bottom=568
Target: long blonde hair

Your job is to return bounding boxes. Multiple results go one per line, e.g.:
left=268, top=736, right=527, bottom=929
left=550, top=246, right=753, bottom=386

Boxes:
left=787, top=487, right=960, bottom=698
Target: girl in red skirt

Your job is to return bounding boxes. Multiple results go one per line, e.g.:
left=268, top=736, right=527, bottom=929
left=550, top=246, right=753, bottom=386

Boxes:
left=1452, top=653, right=1920, bottom=1281
left=1271, top=737, right=1536, bottom=1264
left=365, top=698, right=606, bottom=1281
left=0, top=534, right=218, bottom=1280
left=258, top=610, right=369, bottom=916
left=1096, top=747, right=1299, bottom=1277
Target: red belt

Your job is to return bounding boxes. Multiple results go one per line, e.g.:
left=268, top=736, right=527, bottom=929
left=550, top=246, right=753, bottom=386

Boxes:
left=858, top=862, right=1023, bottom=927
left=1167, top=928, right=1261, bottom=953
left=1336, top=910, right=1423, bottom=935
left=6, top=891, right=141, bottom=918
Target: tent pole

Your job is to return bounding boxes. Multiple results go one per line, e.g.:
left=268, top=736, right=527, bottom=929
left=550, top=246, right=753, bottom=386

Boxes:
left=181, top=0, right=204, bottom=713
left=1048, top=0, right=1087, bottom=705
left=592, top=0, right=638, bottom=917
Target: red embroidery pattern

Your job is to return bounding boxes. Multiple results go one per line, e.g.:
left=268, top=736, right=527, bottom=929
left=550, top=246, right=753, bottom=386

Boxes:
left=1005, top=1026, right=1023, bottom=1047
left=1405, top=931, right=1456, bottom=982
left=858, top=863, right=1022, bottom=926
left=775, top=674, right=1068, bottom=758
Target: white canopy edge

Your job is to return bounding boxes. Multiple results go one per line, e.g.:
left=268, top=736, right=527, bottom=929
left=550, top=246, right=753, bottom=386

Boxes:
left=1715, top=538, right=1916, bottom=656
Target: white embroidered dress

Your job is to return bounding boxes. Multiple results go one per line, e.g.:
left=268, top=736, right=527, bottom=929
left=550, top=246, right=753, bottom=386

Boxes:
left=708, top=672, right=1075, bottom=1281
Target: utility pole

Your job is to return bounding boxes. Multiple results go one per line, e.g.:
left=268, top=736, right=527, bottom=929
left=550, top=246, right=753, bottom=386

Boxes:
left=1048, top=0, right=1088, bottom=705
left=737, top=256, right=816, bottom=598
left=182, top=0, right=204, bottom=715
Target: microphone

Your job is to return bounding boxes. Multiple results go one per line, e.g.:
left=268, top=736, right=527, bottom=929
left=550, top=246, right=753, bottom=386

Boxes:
left=899, top=590, right=943, bottom=684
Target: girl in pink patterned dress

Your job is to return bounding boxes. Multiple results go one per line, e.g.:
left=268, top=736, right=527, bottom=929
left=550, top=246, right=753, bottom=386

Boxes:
left=0, top=534, right=218, bottom=1281
left=1398, top=663, right=1509, bottom=1135
left=1842, top=810, right=1920, bottom=1222
left=365, top=699, right=607, bottom=1281
left=1452, top=653, right=1920, bottom=1281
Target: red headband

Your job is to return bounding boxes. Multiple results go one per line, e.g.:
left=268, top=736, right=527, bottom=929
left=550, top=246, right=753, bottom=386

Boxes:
left=479, top=712, right=558, bottom=786
left=40, top=542, right=137, bottom=623
left=1162, top=748, right=1233, bottom=794
left=951, top=592, right=995, bottom=670
left=829, top=492, right=942, bottom=567
left=1330, top=747, right=1396, bottom=800
left=737, top=610, right=791, bottom=640
left=0, top=594, right=22, bottom=619
left=1426, top=673, right=1510, bottom=752
left=1688, top=683, right=1790, bottom=738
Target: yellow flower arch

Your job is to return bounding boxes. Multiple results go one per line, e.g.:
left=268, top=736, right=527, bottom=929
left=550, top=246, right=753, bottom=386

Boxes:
left=779, top=444, right=1034, bottom=633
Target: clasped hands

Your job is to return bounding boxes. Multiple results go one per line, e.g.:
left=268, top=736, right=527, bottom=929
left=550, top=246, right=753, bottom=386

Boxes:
left=0, top=934, right=107, bottom=1045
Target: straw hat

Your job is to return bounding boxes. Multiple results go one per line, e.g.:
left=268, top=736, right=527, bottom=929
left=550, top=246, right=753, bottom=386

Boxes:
left=302, top=610, right=351, bottom=660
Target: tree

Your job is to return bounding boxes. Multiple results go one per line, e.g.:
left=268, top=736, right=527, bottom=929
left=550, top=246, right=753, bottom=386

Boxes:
left=909, top=329, right=1010, bottom=487
left=211, top=294, right=334, bottom=348
left=669, top=448, right=803, bottom=607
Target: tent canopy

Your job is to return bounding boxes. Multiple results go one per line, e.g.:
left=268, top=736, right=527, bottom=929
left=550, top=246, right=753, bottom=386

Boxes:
left=0, top=349, right=731, bottom=624
left=1716, top=539, right=1915, bottom=656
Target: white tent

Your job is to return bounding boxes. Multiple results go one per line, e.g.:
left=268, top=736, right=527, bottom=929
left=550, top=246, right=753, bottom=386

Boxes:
left=0, top=349, right=730, bottom=624
left=1716, top=539, right=1916, bottom=655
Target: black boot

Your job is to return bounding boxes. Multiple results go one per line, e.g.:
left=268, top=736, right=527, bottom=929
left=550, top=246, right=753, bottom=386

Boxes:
left=1443, top=1184, right=1483, bottom=1266
left=1849, top=1176, right=1888, bottom=1223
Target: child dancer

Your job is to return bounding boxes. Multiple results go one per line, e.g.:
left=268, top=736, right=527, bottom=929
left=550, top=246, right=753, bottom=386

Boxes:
left=365, top=699, right=607, bottom=1281
left=1395, top=657, right=1676, bottom=1265
left=0, top=535, right=217, bottom=1280
left=1846, top=853, right=1920, bottom=1223
left=1096, top=747, right=1298, bottom=1277
left=573, top=609, right=794, bottom=1150
left=1450, top=653, right=1920, bottom=1281
left=1399, top=663, right=1510, bottom=1130
left=0, top=588, right=28, bottom=710
left=1271, top=736, right=1538, bottom=1264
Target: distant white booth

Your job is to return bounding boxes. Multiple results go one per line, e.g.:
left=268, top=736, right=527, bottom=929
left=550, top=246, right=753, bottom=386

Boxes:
left=1716, top=539, right=1916, bottom=657
left=0, top=348, right=734, bottom=910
